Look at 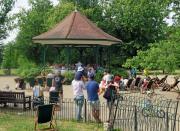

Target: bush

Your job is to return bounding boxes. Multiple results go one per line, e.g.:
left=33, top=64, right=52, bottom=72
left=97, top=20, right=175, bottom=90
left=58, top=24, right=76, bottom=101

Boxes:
left=63, top=71, right=75, bottom=85
left=16, top=57, right=53, bottom=81
left=95, top=68, right=129, bottom=82
left=110, top=68, right=129, bottom=78
left=3, top=69, right=11, bottom=75
left=95, top=71, right=103, bottom=83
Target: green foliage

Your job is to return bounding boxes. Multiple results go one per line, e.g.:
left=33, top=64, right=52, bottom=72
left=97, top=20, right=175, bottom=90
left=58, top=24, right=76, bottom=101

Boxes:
left=1, top=42, right=18, bottom=69
left=16, top=57, right=40, bottom=79
left=2, top=0, right=178, bottom=70
left=61, top=0, right=99, bottom=9
left=16, top=56, right=53, bottom=80
left=63, top=71, right=75, bottom=84
left=0, top=0, right=14, bottom=40
left=107, top=0, right=170, bottom=43
left=101, top=0, right=172, bottom=61
left=171, top=0, right=180, bottom=25
left=123, top=40, right=180, bottom=73
left=110, top=68, right=129, bottom=78
left=45, top=2, right=74, bottom=29
left=95, top=71, right=104, bottom=82
left=15, top=0, right=53, bottom=63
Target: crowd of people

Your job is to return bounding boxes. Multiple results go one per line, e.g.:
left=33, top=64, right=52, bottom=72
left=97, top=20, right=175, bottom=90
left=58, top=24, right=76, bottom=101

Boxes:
left=71, top=66, right=123, bottom=123
left=28, top=62, right=158, bottom=123
left=2, top=62, right=177, bottom=125
left=30, top=63, right=123, bottom=123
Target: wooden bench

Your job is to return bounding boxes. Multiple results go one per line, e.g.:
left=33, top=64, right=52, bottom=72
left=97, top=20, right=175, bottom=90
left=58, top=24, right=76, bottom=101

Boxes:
left=0, top=91, right=31, bottom=110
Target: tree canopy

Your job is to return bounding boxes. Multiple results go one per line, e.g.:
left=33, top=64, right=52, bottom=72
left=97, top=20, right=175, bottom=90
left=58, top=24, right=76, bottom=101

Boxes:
left=0, top=0, right=14, bottom=41
left=1, top=0, right=179, bottom=72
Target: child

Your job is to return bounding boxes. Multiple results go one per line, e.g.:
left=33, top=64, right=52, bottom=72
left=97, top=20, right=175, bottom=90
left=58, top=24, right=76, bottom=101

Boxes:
left=33, top=80, right=44, bottom=108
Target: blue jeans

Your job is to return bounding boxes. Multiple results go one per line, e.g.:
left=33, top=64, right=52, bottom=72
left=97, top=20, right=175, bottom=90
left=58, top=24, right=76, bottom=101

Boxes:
left=74, top=95, right=84, bottom=121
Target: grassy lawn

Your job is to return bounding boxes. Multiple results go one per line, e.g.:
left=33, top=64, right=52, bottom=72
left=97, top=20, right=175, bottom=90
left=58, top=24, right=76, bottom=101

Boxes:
left=0, top=69, right=17, bottom=76
left=0, top=113, right=103, bottom=131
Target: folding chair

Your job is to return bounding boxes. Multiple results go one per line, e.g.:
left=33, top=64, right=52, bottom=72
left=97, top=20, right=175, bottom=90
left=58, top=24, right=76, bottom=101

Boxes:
left=37, top=77, right=44, bottom=87
left=146, top=79, right=154, bottom=91
left=35, top=104, right=57, bottom=131
left=29, top=77, right=35, bottom=88
left=46, top=78, right=53, bottom=88
left=49, top=92, right=60, bottom=104
left=126, top=78, right=134, bottom=89
left=158, top=75, right=168, bottom=86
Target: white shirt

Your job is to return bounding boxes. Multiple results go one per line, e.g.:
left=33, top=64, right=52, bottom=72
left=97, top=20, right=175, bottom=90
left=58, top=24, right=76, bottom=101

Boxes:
left=72, top=80, right=85, bottom=97
left=123, top=79, right=128, bottom=85
left=33, top=85, right=43, bottom=97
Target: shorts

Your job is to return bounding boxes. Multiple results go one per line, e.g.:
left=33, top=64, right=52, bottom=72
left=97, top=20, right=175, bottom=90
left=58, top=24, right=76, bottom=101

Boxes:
left=89, top=100, right=100, bottom=111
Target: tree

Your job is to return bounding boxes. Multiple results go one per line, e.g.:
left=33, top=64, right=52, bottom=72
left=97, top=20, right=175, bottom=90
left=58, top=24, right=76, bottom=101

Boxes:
left=1, top=41, right=19, bottom=75
left=0, top=44, right=4, bottom=64
left=171, top=0, right=180, bottom=25
left=123, top=38, right=180, bottom=73
left=102, top=0, right=172, bottom=57
left=0, top=0, right=14, bottom=41
left=15, top=0, right=53, bottom=63
left=60, top=0, right=99, bottom=9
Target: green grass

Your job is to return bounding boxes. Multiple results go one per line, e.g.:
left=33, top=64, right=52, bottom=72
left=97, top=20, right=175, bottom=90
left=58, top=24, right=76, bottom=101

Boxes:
left=0, top=113, right=103, bottom=131
left=0, top=69, right=17, bottom=76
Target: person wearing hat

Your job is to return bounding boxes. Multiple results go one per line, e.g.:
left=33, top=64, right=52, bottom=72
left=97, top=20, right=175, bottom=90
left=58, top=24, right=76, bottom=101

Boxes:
left=86, top=73, right=101, bottom=123
left=52, top=71, right=66, bottom=102
left=74, top=66, right=86, bottom=81
left=72, top=72, right=86, bottom=121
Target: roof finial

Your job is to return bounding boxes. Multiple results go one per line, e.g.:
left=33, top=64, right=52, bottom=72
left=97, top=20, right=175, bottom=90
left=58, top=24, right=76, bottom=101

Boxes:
left=74, top=0, right=77, bottom=12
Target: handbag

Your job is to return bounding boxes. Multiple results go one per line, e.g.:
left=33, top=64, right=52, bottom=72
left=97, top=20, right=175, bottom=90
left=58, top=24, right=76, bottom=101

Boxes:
left=103, top=85, right=116, bottom=100
left=103, top=88, right=111, bottom=100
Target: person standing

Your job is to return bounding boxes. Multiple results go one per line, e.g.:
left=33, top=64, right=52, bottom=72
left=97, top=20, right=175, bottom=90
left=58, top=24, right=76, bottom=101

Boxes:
left=86, top=73, right=101, bottom=123
left=33, top=79, right=44, bottom=108
left=143, top=68, right=149, bottom=78
left=75, top=66, right=87, bottom=82
left=52, top=71, right=66, bottom=101
left=72, top=75, right=85, bottom=121
left=130, top=67, right=137, bottom=78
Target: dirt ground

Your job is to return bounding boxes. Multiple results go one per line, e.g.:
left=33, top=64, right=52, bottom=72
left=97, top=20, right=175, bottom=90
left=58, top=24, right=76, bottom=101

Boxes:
left=0, top=75, right=179, bottom=113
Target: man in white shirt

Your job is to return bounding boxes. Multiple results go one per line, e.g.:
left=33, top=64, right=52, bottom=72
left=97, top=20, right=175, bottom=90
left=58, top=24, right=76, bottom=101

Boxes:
left=72, top=77, right=85, bottom=121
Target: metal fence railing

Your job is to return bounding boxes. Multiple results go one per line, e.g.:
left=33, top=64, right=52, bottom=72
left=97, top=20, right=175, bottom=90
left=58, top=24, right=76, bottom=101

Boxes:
left=0, top=95, right=179, bottom=131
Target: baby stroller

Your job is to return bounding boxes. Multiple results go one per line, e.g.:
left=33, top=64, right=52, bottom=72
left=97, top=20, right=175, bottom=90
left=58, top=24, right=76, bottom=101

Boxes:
left=32, top=85, right=44, bottom=109
left=33, top=96, right=44, bottom=109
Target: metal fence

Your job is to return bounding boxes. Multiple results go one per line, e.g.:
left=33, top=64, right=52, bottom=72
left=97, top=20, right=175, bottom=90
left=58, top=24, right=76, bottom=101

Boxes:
left=0, top=95, right=179, bottom=131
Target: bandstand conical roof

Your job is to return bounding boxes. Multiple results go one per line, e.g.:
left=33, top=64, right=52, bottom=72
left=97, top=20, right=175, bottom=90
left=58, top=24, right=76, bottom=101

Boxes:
left=33, top=11, right=121, bottom=46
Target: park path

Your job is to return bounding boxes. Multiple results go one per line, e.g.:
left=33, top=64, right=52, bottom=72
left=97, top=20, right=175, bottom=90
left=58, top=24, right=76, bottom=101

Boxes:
left=0, top=75, right=179, bottom=114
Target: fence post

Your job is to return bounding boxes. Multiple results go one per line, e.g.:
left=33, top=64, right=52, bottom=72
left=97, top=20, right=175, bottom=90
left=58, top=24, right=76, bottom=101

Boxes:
left=166, top=100, right=171, bottom=131
left=173, top=101, right=179, bottom=131
left=134, top=105, right=138, bottom=131
left=166, top=110, right=169, bottom=131
left=84, top=99, right=87, bottom=122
